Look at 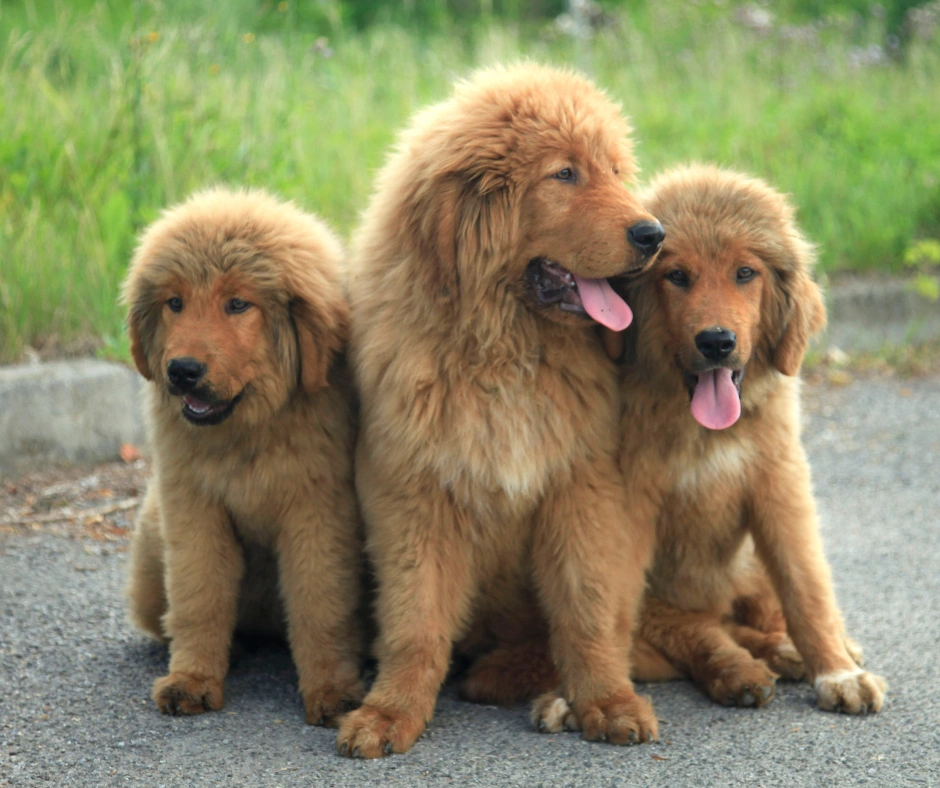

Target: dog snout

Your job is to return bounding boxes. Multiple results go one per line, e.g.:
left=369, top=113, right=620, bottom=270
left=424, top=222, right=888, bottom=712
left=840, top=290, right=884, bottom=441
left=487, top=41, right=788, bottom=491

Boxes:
left=627, top=220, right=665, bottom=257
left=166, top=357, right=207, bottom=391
left=695, top=328, right=737, bottom=362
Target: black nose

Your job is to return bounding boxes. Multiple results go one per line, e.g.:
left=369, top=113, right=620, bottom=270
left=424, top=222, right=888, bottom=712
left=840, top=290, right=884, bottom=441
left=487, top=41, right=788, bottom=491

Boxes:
left=627, top=220, right=665, bottom=256
left=166, top=357, right=206, bottom=391
left=695, top=328, right=737, bottom=361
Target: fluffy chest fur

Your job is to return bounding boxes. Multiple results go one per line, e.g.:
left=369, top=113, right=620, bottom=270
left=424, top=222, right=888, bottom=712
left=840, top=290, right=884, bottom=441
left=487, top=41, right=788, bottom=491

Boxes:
left=149, top=385, right=353, bottom=545
left=358, top=319, right=619, bottom=513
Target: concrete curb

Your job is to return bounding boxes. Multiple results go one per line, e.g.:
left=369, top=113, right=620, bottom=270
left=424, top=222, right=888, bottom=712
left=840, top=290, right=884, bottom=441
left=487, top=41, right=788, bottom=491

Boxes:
left=823, top=277, right=940, bottom=352
left=0, top=359, right=146, bottom=478
left=1, top=278, right=938, bottom=477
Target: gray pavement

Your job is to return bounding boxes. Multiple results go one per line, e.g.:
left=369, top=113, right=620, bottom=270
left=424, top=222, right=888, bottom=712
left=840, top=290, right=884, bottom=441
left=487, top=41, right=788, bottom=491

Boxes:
left=2, top=374, right=939, bottom=787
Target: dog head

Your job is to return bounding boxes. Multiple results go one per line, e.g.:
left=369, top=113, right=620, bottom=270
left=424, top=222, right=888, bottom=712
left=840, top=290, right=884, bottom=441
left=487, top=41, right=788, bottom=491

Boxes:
left=378, top=63, right=663, bottom=332
left=121, top=188, right=347, bottom=428
left=623, top=164, right=825, bottom=429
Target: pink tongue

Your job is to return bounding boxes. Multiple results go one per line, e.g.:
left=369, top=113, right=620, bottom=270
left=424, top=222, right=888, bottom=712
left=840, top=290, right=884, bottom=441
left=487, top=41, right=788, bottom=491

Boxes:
left=690, top=368, right=741, bottom=430
left=573, top=274, right=633, bottom=331
left=183, top=395, right=211, bottom=414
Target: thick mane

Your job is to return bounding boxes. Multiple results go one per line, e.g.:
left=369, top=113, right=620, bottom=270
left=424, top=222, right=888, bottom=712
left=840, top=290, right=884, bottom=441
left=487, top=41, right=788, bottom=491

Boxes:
left=350, top=63, right=637, bottom=337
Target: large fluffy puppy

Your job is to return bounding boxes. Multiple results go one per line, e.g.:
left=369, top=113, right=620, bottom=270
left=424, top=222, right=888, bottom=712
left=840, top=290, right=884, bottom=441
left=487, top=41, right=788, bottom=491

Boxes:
left=337, top=63, right=665, bottom=758
left=612, top=164, right=886, bottom=713
left=123, top=188, right=364, bottom=725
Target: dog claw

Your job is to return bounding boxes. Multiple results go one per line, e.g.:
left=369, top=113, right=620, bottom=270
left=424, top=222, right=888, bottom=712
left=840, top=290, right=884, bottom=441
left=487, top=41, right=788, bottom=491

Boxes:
left=339, top=743, right=347, bottom=757
left=628, top=731, right=639, bottom=744
left=740, top=690, right=756, bottom=707
left=352, top=747, right=360, bottom=759
left=384, top=741, right=393, bottom=755
left=760, top=685, right=773, bottom=702
left=538, top=720, right=548, bottom=732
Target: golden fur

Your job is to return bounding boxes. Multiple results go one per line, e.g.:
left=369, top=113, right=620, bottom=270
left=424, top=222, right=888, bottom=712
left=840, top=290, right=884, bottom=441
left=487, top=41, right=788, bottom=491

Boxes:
left=504, top=165, right=887, bottom=720
left=620, top=165, right=886, bottom=713
left=336, top=63, right=665, bottom=758
left=122, top=188, right=364, bottom=725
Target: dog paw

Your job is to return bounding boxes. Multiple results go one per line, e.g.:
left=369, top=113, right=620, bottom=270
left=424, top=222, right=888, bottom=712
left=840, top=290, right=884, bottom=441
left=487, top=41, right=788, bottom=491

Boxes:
left=530, top=692, right=580, bottom=733
left=538, top=689, right=657, bottom=744
left=763, top=634, right=806, bottom=681
left=703, top=658, right=778, bottom=708
left=579, top=690, right=658, bottom=744
left=336, top=704, right=426, bottom=758
left=152, top=672, right=224, bottom=715
left=814, top=669, right=886, bottom=714
left=304, top=677, right=365, bottom=727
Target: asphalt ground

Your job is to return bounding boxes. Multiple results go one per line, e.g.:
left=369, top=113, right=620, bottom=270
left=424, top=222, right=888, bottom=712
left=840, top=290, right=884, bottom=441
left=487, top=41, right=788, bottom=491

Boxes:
left=2, top=373, right=939, bottom=787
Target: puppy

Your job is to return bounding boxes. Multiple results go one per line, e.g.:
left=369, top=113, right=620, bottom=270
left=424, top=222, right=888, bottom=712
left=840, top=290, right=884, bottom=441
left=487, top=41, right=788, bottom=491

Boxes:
left=612, top=164, right=886, bottom=713
left=336, top=63, right=665, bottom=758
left=122, top=188, right=364, bottom=725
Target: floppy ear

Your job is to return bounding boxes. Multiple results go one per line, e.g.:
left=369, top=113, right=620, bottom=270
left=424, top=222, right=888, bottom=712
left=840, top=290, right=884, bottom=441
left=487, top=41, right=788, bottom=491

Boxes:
left=773, top=271, right=826, bottom=376
left=122, top=271, right=156, bottom=381
left=289, top=292, right=349, bottom=394
left=127, top=310, right=153, bottom=380
left=403, top=176, right=463, bottom=302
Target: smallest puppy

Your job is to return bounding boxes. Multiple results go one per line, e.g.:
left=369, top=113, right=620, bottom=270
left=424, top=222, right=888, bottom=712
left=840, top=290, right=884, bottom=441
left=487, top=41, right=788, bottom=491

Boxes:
left=123, top=188, right=363, bottom=725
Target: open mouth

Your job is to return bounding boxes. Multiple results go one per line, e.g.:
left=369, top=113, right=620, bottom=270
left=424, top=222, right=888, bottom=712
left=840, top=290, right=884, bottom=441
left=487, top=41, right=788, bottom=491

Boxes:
left=180, top=391, right=241, bottom=426
left=525, top=258, right=633, bottom=331
left=683, top=367, right=745, bottom=431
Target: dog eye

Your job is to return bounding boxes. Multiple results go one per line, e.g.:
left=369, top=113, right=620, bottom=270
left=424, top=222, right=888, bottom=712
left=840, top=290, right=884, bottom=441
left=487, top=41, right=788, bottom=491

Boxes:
left=554, top=167, right=576, bottom=182
left=166, top=296, right=183, bottom=313
left=226, top=298, right=251, bottom=314
left=736, top=267, right=756, bottom=283
left=665, top=269, right=690, bottom=287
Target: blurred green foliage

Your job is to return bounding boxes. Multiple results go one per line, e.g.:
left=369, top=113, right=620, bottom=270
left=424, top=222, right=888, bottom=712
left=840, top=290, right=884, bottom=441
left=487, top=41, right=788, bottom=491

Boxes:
left=0, top=0, right=938, bottom=362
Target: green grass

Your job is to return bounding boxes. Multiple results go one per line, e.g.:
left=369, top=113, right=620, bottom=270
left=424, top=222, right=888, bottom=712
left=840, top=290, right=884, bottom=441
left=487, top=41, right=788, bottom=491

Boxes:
left=1, top=0, right=938, bottom=362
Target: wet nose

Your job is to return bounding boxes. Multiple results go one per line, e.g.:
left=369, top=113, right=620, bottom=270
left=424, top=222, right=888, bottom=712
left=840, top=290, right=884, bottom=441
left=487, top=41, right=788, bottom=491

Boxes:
left=166, top=357, right=206, bottom=391
left=627, top=220, right=665, bottom=257
left=695, top=328, right=737, bottom=361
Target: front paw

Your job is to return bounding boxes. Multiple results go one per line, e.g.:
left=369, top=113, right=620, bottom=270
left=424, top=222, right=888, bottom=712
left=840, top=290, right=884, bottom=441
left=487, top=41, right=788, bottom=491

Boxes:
left=336, top=704, right=426, bottom=758
left=533, top=689, right=657, bottom=744
left=814, top=669, right=886, bottom=714
left=701, top=655, right=778, bottom=708
left=304, top=677, right=365, bottom=727
left=152, top=672, right=224, bottom=715
left=531, top=692, right=580, bottom=733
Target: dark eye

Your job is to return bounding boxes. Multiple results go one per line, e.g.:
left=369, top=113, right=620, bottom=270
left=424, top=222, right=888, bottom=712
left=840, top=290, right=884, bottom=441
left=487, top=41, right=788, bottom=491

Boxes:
left=554, top=167, right=575, bottom=182
left=226, top=298, right=251, bottom=314
left=736, top=267, right=756, bottom=283
left=665, top=269, right=690, bottom=287
left=166, top=296, right=183, bottom=313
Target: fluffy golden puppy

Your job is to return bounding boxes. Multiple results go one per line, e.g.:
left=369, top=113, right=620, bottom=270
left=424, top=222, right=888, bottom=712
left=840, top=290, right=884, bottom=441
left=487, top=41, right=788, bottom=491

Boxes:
left=608, top=164, right=886, bottom=713
left=337, top=63, right=666, bottom=759
left=122, top=188, right=364, bottom=726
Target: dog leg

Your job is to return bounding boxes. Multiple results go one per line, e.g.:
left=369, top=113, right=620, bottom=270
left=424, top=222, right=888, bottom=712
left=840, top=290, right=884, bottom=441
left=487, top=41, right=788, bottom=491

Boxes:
left=151, top=484, right=243, bottom=716
left=750, top=448, right=886, bottom=713
left=127, top=485, right=169, bottom=643
left=278, top=501, right=365, bottom=727
left=530, top=458, right=658, bottom=744
left=337, top=474, right=475, bottom=758
left=642, top=598, right=779, bottom=707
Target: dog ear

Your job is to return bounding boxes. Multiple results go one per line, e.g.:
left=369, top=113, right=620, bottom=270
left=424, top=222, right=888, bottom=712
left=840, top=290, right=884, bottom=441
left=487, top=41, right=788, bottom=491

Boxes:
left=773, top=271, right=826, bottom=376
left=288, top=283, right=349, bottom=394
left=404, top=176, right=463, bottom=302
left=122, top=271, right=156, bottom=381
left=127, top=310, right=153, bottom=380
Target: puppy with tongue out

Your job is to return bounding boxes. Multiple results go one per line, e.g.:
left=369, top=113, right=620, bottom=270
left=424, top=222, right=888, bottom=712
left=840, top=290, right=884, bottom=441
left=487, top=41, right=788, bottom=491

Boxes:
left=607, top=164, right=886, bottom=717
